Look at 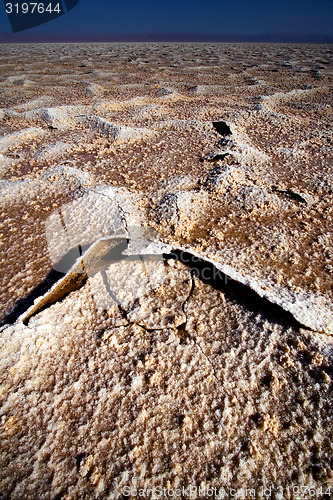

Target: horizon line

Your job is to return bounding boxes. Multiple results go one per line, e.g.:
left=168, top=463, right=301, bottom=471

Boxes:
left=0, top=32, right=333, bottom=44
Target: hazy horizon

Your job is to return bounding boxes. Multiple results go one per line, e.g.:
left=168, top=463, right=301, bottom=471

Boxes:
left=0, top=33, right=332, bottom=44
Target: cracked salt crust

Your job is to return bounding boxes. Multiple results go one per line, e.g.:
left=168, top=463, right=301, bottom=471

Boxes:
left=0, top=43, right=332, bottom=498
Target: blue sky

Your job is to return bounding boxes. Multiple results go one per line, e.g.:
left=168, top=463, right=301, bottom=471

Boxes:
left=0, top=0, right=333, bottom=40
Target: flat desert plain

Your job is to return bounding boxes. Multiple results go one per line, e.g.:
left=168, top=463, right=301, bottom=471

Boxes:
left=0, top=43, right=332, bottom=499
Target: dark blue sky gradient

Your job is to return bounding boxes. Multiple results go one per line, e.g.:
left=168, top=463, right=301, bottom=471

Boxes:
left=0, top=0, right=333, bottom=41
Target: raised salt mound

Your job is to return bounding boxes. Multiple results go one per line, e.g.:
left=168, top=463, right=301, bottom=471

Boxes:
left=79, top=114, right=150, bottom=140
left=0, top=127, right=46, bottom=154
left=24, top=106, right=82, bottom=130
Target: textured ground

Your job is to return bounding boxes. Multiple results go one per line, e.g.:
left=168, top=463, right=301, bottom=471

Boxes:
left=0, top=43, right=332, bottom=499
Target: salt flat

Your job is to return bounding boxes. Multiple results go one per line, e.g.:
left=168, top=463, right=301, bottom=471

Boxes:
left=0, top=43, right=332, bottom=498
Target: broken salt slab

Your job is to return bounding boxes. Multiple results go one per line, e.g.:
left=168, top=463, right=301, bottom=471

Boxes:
left=12, top=179, right=333, bottom=335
